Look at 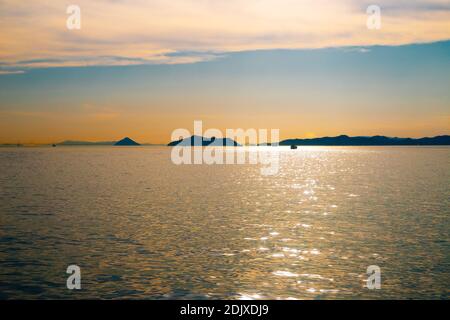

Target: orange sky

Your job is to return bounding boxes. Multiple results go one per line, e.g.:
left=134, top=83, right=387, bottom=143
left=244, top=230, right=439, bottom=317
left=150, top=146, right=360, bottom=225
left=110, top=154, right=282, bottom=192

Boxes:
left=1, top=1, right=450, bottom=144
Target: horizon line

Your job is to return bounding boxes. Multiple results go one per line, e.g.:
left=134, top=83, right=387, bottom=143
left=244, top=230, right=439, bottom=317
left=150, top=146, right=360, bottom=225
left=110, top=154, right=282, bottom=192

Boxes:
left=3, top=133, right=450, bottom=146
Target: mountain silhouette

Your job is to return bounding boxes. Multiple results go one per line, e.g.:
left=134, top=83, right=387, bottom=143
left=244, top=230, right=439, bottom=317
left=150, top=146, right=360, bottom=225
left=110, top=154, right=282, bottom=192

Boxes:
left=114, top=137, right=141, bottom=146
left=168, top=135, right=240, bottom=146
left=58, top=140, right=115, bottom=146
left=280, top=135, right=450, bottom=146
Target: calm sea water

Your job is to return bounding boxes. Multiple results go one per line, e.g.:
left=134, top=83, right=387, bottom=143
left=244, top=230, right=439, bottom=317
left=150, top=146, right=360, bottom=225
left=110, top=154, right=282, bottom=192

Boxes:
left=0, top=146, right=448, bottom=299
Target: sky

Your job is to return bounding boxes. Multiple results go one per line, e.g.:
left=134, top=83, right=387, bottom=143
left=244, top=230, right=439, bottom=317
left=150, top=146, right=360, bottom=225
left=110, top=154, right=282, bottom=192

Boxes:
left=0, top=0, right=449, bottom=144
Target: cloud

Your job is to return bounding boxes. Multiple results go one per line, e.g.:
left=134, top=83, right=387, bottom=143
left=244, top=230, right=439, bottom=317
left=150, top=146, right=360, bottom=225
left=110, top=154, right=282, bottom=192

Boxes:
left=0, top=70, right=25, bottom=75
left=1, top=53, right=223, bottom=69
left=0, top=0, right=449, bottom=69
left=353, top=0, right=450, bottom=13
left=340, top=47, right=371, bottom=53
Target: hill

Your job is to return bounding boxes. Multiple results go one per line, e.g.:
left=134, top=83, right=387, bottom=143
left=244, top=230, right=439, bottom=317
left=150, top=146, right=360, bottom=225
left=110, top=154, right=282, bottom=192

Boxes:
left=279, top=135, right=450, bottom=146
left=114, top=137, right=141, bottom=146
left=168, top=135, right=240, bottom=146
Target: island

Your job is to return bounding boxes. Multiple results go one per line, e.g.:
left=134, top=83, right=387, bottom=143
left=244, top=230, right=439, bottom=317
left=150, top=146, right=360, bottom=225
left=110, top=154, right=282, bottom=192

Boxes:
left=279, top=135, right=450, bottom=146
left=114, top=137, right=141, bottom=146
left=168, top=135, right=240, bottom=146
left=58, top=140, right=115, bottom=146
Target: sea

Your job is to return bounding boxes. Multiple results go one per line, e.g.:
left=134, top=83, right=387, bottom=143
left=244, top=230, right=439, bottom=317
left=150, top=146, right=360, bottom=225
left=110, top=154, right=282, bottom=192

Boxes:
left=0, top=146, right=448, bottom=299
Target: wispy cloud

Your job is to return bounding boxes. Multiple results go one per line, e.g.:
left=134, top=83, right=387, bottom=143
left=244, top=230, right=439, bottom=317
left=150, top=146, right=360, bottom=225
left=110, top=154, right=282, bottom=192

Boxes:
left=0, top=53, right=224, bottom=69
left=0, top=70, right=25, bottom=75
left=0, top=0, right=449, bottom=69
left=352, top=0, right=450, bottom=13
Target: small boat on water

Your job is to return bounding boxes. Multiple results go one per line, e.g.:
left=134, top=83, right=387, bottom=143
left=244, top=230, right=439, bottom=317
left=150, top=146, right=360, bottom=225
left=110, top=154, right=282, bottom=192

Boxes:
left=290, top=145, right=298, bottom=149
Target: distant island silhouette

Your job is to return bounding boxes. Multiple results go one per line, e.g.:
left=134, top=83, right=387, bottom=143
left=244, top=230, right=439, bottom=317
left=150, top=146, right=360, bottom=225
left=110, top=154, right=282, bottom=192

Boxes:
left=57, top=137, right=141, bottom=146
left=167, top=134, right=450, bottom=146
left=168, top=135, right=240, bottom=146
left=58, top=140, right=115, bottom=146
left=4, top=134, right=449, bottom=148
left=114, top=137, right=141, bottom=146
left=279, top=135, right=450, bottom=146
